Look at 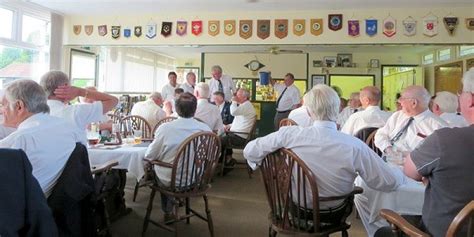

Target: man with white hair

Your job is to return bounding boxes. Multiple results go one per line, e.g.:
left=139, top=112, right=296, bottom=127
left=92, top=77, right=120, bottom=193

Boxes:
left=244, top=84, right=403, bottom=224
left=131, top=92, right=166, bottom=129
left=342, top=86, right=391, bottom=135
left=209, top=65, right=236, bottom=102
left=0, top=80, right=82, bottom=197
left=194, top=82, right=224, bottom=133
left=337, top=92, right=362, bottom=128
left=374, top=86, right=447, bottom=154
left=431, top=91, right=468, bottom=128
left=180, top=72, right=197, bottom=94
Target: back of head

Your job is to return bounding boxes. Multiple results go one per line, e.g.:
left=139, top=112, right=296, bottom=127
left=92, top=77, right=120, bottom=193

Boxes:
left=305, top=84, right=340, bottom=122
left=360, top=86, right=381, bottom=105
left=403, top=85, right=431, bottom=110
left=40, top=70, right=70, bottom=98
left=463, top=68, right=474, bottom=93
left=174, top=88, right=184, bottom=95
left=5, top=79, right=50, bottom=114
left=175, top=92, right=197, bottom=118
left=434, top=91, right=459, bottom=113
left=195, top=82, right=210, bottom=98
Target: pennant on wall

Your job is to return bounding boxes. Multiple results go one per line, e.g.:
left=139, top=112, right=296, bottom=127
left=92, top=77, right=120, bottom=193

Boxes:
left=84, top=25, right=93, bottom=36
left=466, top=18, right=474, bottom=30
left=293, top=19, right=305, bottom=36
left=98, top=25, right=107, bottom=36
left=402, top=16, right=417, bottom=36
left=176, top=21, right=187, bottom=36
left=423, top=14, right=438, bottom=37
left=224, top=20, right=236, bottom=36
left=208, top=20, right=219, bottom=36
left=310, top=19, right=323, bottom=36
left=383, top=16, right=396, bottom=37
left=365, top=19, right=377, bottom=36
left=161, top=22, right=172, bottom=37
left=275, top=19, right=288, bottom=39
left=257, top=20, right=270, bottom=39
left=191, top=21, right=202, bottom=36
left=328, top=14, right=342, bottom=31
left=146, top=23, right=156, bottom=38
left=134, top=26, right=142, bottom=37
left=239, top=20, right=252, bottom=39
left=123, top=28, right=131, bottom=38
left=111, top=26, right=120, bottom=39
left=73, top=25, right=81, bottom=35
left=348, top=20, right=360, bottom=37
left=443, top=16, right=458, bottom=36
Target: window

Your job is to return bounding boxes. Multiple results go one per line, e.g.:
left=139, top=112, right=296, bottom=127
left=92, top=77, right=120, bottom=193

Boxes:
left=22, top=14, right=50, bottom=46
left=70, top=50, right=97, bottom=88
left=460, top=45, right=474, bottom=57
left=422, top=53, right=434, bottom=65
left=329, top=75, right=374, bottom=99
left=0, top=7, right=14, bottom=39
left=437, top=48, right=451, bottom=61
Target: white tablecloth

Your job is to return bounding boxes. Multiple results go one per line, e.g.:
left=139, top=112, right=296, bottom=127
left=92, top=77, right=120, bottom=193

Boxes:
left=354, top=175, right=425, bottom=236
left=88, top=144, right=148, bottom=181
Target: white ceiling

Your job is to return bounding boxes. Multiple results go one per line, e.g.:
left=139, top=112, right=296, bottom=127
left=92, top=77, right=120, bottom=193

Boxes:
left=30, top=0, right=474, bottom=16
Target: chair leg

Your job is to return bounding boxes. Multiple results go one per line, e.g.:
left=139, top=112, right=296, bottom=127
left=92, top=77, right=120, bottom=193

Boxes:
left=133, top=180, right=140, bottom=202
left=247, top=165, right=253, bottom=179
left=185, top=197, right=191, bottom=224
left=341, top=230, right=348, bottom=237
left=269, top=226, right=277, bottom=237
left=173, top=202, right=179, bottom=237
left=142, top=188, right=156, bottom=236
left=203, top=195, right=214, bottom=237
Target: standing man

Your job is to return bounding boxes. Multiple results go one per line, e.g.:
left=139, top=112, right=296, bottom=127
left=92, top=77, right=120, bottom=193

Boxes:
left=212, top=91, right=234, bottom=125
left=161, top=71, right=180, bottom=101
left=194, top=83, right=224, bottom=133
left=271, top=73, right=301, bottom=129
left=209, top=65, right=236, bottom=102
left=131, top=92, right=166, bottom=130
left=180, top=72, right=197, bottom=94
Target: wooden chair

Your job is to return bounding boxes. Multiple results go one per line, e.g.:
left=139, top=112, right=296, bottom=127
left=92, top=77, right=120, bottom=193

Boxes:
left=142, top=132, right=221, bottom=237
left=380, top=201, right=474, bottom=237
left=362, top=128, right=382, bottom=157
left=279, top=118, right=298, bottom=128
left=120, top=115, right=152, bottom=139
left=107, top=113, right=122, bottom=124
left=152, top=116, right=178, bottom=137
left=261, top=148, right=363, bottom=237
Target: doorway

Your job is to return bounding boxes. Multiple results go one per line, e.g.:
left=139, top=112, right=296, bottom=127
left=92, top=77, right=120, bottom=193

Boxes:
left=381, top=65, right=423, bottom=111
left=434, top=61, right=463, bottom=94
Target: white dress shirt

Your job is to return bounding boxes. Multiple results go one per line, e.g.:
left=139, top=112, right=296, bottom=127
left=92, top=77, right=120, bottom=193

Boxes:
left=195, top=99, right=224, bottom=133
left=341, top=106, right=391, bottom=135
left=161, top=83, right=180, bottom=101
left=0, top=113, right=82, bottom=197
left=48, top=100, right=104, bottom=145
left=180, top=82, right=195, bottom=94
left=273, top=84, right=301, bottom=112
left=440, top=113, right=469, bottom=128
left=209, top=75, right=235, bottom=102
left=337, top=106, right=362, bottom=128
left=145, top=117, right=211, bottom=186
left=244, top=121, right=404, bottom=209
left=229, top=100, right=257, bottom=139
left=288, top=106, right=312, bottom=127
left=131, top=99, right=166, bottom=130
left=374, top=110, right=447, bottom=153
left=0, top=124, right=16, bottom=139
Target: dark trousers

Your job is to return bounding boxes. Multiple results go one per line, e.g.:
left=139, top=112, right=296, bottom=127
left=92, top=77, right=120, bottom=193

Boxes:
left=274, top=110, right=291, bottom=130
left=374, top=215, right=424, bottom=237
left=219, top=133, right=246, bottom=161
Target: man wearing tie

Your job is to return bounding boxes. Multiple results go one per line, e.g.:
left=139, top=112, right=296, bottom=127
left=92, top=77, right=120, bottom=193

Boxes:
left=180, top=72, right=197, bottom=94
left=209, top=65, right=236, bottom=102
left=271, top=73, right=301, bottom=130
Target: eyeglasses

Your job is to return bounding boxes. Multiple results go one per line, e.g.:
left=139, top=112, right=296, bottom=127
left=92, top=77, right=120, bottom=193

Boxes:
left=397, top=97, right=415, bottom=102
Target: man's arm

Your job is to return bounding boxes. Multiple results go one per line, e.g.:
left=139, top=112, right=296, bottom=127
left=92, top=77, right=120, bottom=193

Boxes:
left=405, top=131, right=441, bottom=181
left=404, top=154, right=422, bottom=181
left=374, top=116, right=394, bottom=153
left=243, top=129, right=285, bottom=169
left=54, top=86, right=118, bottom=114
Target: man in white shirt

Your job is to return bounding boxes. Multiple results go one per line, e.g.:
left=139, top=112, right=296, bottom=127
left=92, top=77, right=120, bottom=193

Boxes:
left=209, top=65, right=236, bottom=102
left=271, top=73, right=301, bottom=130
left=337, top=92, right=362, bottom=128
left=131, top=92, right=166, bottom=130
left=374, top=86, right=447, bottom=154
left=161, top=71, right=180, bottom=102
left=194, top=82, right=224, bottom=133
left=145, top=93, right=210, bottom=220
left=244, top=84, right=403, bottom=214
left=179, top=72, right=196, bottom=94
left=40, top=70, right=118, bottom=145
left=431, top=91, right=468, bottom=128
left=0, top=80, right=82, bottom=197
left=341, top=86, right=391, bottom=135
left=288, top=92, right=312, bottom=127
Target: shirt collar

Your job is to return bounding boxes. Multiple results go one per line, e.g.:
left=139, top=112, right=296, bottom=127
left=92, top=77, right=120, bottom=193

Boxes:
left=365, top=105, right=380, bottom=111
left=197, top=98, right=208, bottom=105
left=413, top=109, right=432, bottom=122
left=47, top=99, right=66, bottom=108
left=312, top=120, right=337, bottom=130
left=18, top=113, right=47, bottom=130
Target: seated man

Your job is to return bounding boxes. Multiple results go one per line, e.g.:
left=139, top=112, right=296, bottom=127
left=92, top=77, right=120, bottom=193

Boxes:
left=375, top=68, right=474, bottom=237
left=0, top=80, right=82, bottom=197
left=288, top=92, right=312, bottom=127
left=431, top=91, right=468, bottom=128
left=374, top=86, right=447, bottom=154
left=80, top=86, right=114, bottom=134
left=145, top=92, right=211, bottom=221
left=220, top=88, right=257, bottom=167
left=336, top=92, right=362, bottom=128
left=244, top=84, right=403, bottom=221
left=212, top=91, right=234, bottom=125
left=40, top=71, right=118, bottom=144
left=341, top=86, right=391, bottom=135
left=131, top=92, right=166, bottom=129
left=194, top=83, right=224, bottom=133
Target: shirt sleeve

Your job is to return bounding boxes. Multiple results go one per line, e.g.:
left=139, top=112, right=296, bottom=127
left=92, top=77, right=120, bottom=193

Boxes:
left=73, top=102, right=104, bottom=129
left=230, top=101, right=250, bottom=116
left=145, top=127, right=166, bottom=161
left=374, top=115, right=394, bottom=152
left=292, top=87, right=301, bottom=105
left=340, top=116, right=355, bottom=135
left=243, top=129, right=286, bottom=169
left=410, top=131, right=441, bottom=176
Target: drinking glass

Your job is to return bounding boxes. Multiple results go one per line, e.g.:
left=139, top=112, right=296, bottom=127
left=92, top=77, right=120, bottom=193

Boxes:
left=133, top=130, right=142, bottom=144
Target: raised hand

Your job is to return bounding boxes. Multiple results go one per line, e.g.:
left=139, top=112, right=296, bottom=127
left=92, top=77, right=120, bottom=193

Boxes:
left=54, top=85, right=83, bottom=101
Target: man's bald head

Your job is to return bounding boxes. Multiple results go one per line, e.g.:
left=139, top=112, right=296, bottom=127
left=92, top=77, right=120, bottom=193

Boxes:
left=360, top=86, right=381, bottom=108
left=400, top=86, right=431, bottom=116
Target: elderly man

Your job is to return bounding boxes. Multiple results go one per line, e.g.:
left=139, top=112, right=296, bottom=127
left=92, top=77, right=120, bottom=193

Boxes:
left=180, top=72, right=197, bottom=94
left=80, top=86, right=113, bottom=133
left=244, top=84, right=403, bottom=223
left=337, top=92, right=362, bottom=128
left=209, top=65, right=236, bottom=102
left=0, top=80, right=82, bottom=197
left=40, top=70, right=118, bottom=144
left=375, top=68, right=474, bottom=237
left=288, top=92, right=312, bottom=127
left=342, top=86, right=391, bottom=135
left=145, top=92, right=210, bottom=221
left=161, top=71, right=180, bottom=101
left=374, top=86, right=447, bottom=154
left=131, top=92, right=166, bottom=129
left=194, top=83, right=224, bottom=133
left=271, top=73, right=301, bottom=129
left=431, top=91, right=468, bottom=128
left=212, top=91, right=234, bottom=125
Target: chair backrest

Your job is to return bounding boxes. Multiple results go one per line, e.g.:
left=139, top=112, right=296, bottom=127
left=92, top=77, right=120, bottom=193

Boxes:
left=120, top=115, right=152, bottom=139
left=107, top=113, right=122, bottom=124
left=446, top=201, right=474, bottom=237
left=358, top=128, right=382, bottom=157
left=169, top=132, right=221, bottom=195
left=279, top=118, right=298, bottom=128
left=152, top=116, right=177, bottom=137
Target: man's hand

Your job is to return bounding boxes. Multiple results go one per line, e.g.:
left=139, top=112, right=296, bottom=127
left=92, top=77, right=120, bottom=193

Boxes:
left=421, top=177, right=429, bottom=186
left=163, top=101, right=173, bottom=116
left=54, top=85, right=83, bottom=101
left=224, top=124, right=231, bottom=132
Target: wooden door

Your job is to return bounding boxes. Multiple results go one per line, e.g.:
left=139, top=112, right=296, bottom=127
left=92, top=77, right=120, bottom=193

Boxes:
left=435, top=61, right=463, bottom=93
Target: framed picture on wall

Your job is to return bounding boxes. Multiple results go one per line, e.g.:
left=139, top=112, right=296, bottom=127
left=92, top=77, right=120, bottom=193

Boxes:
left=337, top=53, right=353, bottom=67
left=311, top=74, right=326, bottom=87
left=323, top=56, right=337, bottom=67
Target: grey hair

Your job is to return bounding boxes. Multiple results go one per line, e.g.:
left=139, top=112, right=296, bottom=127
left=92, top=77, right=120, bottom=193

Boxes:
left=404, top=86, right=431, bottom=109
left=195, top=82, right=210, bottom=98
left=186, top=72, right=196, bottom=80
left=360, top=86, right=381, bottom=103
left=434, top=91, right=459, bottom=113
left=149, top=92, right=162, bottom=100
left=305, top=84, right=340, bottom=122
left=350, top=92, right=360, bottom=100
left=4, top=79, right=50, bottom=114
left=40, top=70, right=70, bottom=97
left=239, top=88, right=250, bottom=100
left=463, top=68, right=474, bottom=93
left=211, top=65, right=222, bottom=73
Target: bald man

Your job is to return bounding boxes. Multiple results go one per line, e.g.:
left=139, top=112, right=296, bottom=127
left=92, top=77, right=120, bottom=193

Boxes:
left=337, top=92, right=362, bottom=128
left=341, top=86, right=391, bottom=135
left=374, top=86, right=447, bottom=154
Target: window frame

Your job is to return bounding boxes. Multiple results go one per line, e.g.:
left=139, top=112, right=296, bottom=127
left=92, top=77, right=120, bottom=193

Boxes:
left=437, top=48, right=451, bottom=62
left=422, top=53, right=434, bottom=65
left=459, top=45, right=474, bottom=57
left=69, top=48, right=98, bottom=88
left=0, top=5, right=16, bottom=41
